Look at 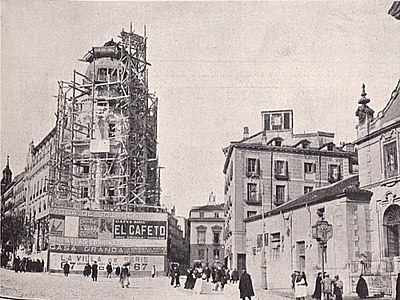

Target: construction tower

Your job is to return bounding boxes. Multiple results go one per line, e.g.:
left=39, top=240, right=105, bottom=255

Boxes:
left=50, top=26, right=160, bottom=211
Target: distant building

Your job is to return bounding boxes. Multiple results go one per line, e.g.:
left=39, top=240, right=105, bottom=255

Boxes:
left=1, top=156, right=12, bottom=196
left=168, top=206, right=189, bottom=269
left=188, top=194, right=224, bottom=267
left=223, top=109, right=358, bottom=273
left=24, top=129, right=56, bottom=259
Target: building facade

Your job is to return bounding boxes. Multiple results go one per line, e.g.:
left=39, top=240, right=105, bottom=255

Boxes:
left=24, top=129, right=56, bottom=260
left=223, top=109, right=358, bottom=272
left=188, top=196, right=224, bottom=267
left=245, top=175, right=373, bottom=295
left=168, top=207, right=189, bottom=269
left=354, top=81, right=400, bottom=295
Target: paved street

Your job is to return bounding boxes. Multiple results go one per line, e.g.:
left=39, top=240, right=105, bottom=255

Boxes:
left=0, top=269, right=394, bottom=300
left=0, top=268, right=290, bottom=300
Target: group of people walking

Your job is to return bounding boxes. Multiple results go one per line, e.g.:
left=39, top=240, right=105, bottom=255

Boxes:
left=181, top=264, right=239, bottom=293
left=178, top=263, right=254, bottom=299
left=310, top=272, right=343, bottom=300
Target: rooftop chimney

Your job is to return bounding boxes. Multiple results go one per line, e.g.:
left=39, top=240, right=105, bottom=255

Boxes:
left=261, top=130, right=267, bottom=145
left=243, top=126, right=249, bottom=140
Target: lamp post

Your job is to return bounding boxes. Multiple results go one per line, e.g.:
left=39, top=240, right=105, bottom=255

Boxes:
left=311, top=211, right=333, bottom=276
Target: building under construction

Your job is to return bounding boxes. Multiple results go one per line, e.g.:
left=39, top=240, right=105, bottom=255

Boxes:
left=38, top=27, right=169, bottom=274
left=51, top=26, right=160, bottom=210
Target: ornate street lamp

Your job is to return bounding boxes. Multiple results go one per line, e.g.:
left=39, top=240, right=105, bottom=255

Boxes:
left=312, top=211, right=333, bottom=276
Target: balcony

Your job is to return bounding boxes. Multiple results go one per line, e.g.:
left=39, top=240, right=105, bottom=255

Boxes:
left=274, top=170, right=289, bottom=180
left=246, top=171, right=261, bottom=178
left=328, top=175, right=342, bottom=184
left=245, top=195, right=262, bottom=205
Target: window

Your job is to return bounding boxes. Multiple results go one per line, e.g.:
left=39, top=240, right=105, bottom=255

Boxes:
left=247, top=158, right=256, bottom=173
left=213, top=249, right=220, bottom=259
left=271, top=233, right=281, bottom=260
left=297, top=241, right=306, bottom=271
left=198, top=249, right=205, bottom=260
left=104, top=186, right=115, bottom=197
left=109, top=123, right=116, bottom=138
left=247, top=183, right=259, bottom=203
left=214, top=213, right=219, bottom=218
left=82, top=165, right=90, bottom=174
left=304, top=162, right=316, bottom=174
left=264, top=111, right=291, bottom=131
left=383, top=141, right=398, bottom=179
left=197, top=231, right=206, bottom=244
left=247, top=211, right=257, bottom=218
left=275, top=160, right=288, bottom=179
left=383, top=205, right=400, bottom=258
left=213, top=232, right=220, bottom=244
left=275, top=185, right=285, bottom=205
left=275, top=138, right=283, bottom=147
left=327, top=144, right=334, bottom=151
left=304, top=186, right=313, bottom=194
left=328, top=164, right=341, bottom=183
left=81, top=187, right=89, bottom=198
left=246, top=158, right=260, bottom=176
left=199, top=212, right=205, bottom=218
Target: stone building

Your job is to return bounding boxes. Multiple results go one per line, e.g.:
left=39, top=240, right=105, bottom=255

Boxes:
left=222, top=109, right=358, bottom=272
left=24, top=128, right=56, bottom=261
left=244, top=175, right=373, bottom=295
left=168, top=206, right=189, bottom=269
left=188, top=194, right=224, bottom=267
left=354, top=81, right=400, bottom=296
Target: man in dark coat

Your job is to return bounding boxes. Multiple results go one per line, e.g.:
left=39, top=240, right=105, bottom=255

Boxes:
left=106, top=262, right=113, bottom=278
left=231, top=268, right=239, bottom=283
left=312, top=272, right=322, bottom=299
left=91, top=261, right=98, bottom=281
left=83, top=263, right=91, bottom=277
left=356, top=275, right=368, bottom=299
left=395, top=273, right=400, bottom=300
left=239, top=270, right=255, bottom=300
left=63, top=261, right=70, bottom=276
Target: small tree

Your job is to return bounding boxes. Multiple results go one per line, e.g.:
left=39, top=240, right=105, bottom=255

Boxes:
left=1, top=210, right=28, bottom=263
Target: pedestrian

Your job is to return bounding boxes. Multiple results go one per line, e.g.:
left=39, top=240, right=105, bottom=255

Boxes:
left=192, top=265, right=204, bottom=294
left=170, top=264, right=176, bottom=286
left=14, top=256, right=20, bottom=272
left=321, top=273, right=333, bottom=300
left=205, top=266, right=211, bottom=282
left=213, top=266, right=222, bottom=291
left=63, top=261, right=70, bottom=276
left=295, top=272, right=307, bottom=300
left=226, top=269, right=231, bottom=284
left=173, top=265, right=181, bottom=287
left=151, top=264, right=156, bottom=278
left=356, top=275, right=368, bottom=299
left=120, top=265, right=130, bottom=288
left=291, top=270, right=299, bottom=290
left=83, top=263, right=91, bottom=277
left=312, top=272, right=322, bottom=299
left=106, top=262, right=113, bottom=278
left=184, top=268, right=193, bottom=289
left=115, top=265, right=120, bottom=277
left=333, top=275, right=343, bottom=300
left=91, top=261, right=98, bottom=281
left=395, top=273, right=400, bottom=300
left=231, top=268, right=239, bottom=283
left=239, top=270, right=255, bottom=300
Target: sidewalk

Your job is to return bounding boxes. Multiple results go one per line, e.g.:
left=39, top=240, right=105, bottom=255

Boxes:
left=256, top=287, right=393, bottom=300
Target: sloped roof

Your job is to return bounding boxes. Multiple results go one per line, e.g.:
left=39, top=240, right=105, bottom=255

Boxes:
left=190, top=203, right=224, bottom=212
left=379, top=79, right=400, bottom=125
left=245, top=175, right=359, bottom=222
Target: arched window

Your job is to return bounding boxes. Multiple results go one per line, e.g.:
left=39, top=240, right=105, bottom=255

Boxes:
left=383, top=204, right=400, bottom=258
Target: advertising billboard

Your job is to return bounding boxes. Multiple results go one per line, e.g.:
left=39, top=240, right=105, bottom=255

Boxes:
left=113, top=220, right=167, bottom=239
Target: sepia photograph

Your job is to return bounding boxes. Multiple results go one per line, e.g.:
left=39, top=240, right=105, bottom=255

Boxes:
left=1, top=1, right=400, bottom=299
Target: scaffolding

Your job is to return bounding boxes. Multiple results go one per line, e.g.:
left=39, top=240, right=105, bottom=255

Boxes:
left=49, top=26, right=160, bottom=211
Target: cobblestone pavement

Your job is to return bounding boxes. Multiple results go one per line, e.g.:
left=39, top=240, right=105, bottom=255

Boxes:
left=0, top=268, right=290, bottom=300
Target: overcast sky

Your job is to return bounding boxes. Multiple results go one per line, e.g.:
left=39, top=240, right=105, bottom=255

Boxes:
left=1, top=1, right=399, bottom=217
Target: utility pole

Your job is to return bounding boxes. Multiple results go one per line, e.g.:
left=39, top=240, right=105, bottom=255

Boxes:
left=261, top=183, right=268, bottom=289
